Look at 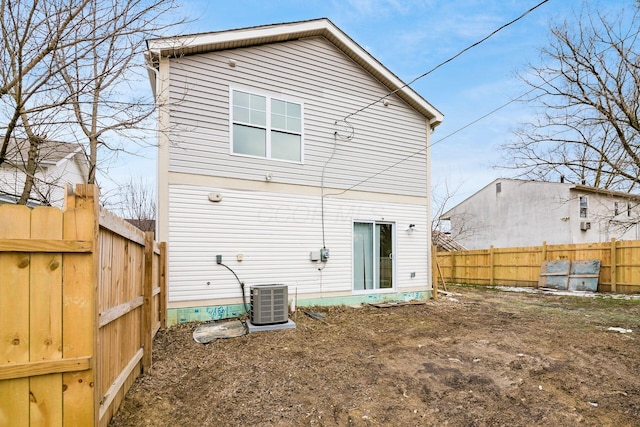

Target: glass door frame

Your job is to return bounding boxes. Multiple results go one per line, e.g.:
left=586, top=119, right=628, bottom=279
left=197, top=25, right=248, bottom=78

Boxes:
left=352, top=219, right=396, bottom=293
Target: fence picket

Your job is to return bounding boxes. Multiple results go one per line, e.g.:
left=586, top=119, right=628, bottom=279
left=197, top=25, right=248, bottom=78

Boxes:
left=62, top=187, right=98, bottom=426
left=29, top=207, right=64, bottom=426
left=0, top=205, right=32, bottom=426
left=0, top=184, right=165, bottom=426
left=434, top=239, right=640, bottom=294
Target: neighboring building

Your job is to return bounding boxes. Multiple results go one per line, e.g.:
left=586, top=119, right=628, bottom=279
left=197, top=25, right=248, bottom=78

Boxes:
left=0, top=138, right=89, bottom=208
left=145, top=18, right=444, bottom=325
left=441, top=178, right=640, bottom=250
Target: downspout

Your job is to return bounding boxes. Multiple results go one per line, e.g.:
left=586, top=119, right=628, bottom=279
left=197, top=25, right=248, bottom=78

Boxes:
left=426, top=117, right=438, bottom=298
left=154, top=55, right=170, bottom=243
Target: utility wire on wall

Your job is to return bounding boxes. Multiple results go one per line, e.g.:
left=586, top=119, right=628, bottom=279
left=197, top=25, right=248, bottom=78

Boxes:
left=324, top=6, right=640, bottom=197
left=320, top=122, right=353, bottom=247
left=318, top=120, right=354, bottom=261
left=324, top=87, right=534, bottom=198
left=318, top=0, right=552, bottom=250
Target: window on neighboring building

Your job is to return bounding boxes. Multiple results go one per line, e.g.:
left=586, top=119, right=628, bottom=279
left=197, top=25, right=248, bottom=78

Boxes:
left=629, top=202, right=632, bottom=217
left=579, top=196, right=588, bottom=218
left=614, top=202, right=619, bottom=216
left=231, top=89, right=302, bottom=162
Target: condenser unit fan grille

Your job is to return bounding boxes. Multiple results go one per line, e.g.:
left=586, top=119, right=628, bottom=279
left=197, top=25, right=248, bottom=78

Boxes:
left=250, top=284, right=288, bottom=325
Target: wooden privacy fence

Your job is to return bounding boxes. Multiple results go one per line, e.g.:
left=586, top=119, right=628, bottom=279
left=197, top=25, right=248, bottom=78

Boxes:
left=433, top=239, right=640, bottom=294
left=0, top=184, right=166, bottom=427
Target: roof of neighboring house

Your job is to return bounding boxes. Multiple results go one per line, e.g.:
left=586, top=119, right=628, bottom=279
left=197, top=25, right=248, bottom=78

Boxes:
left=1, top=138, right=89, bottom=206
left=0, top=193, right=43, bottom=207
left=145, top=18, right=443, bottom=125
left=570, top=184, right=640, bottom=201
left=2, top=137, right=85, bottom=168
left=441, top=178, right=640, bottom=219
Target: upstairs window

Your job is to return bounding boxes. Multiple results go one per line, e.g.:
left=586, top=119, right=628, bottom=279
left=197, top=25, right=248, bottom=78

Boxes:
left=579, top=196, right=588, bottom=218
left=231, top=89, right=302, bottom=162
left=614, top=202, right=619, bottom=216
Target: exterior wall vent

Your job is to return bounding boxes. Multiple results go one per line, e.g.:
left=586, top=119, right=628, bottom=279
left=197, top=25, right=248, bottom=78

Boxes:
left=250, top=284, right=288, bottom=325
left=580, top=221, right=591, bottom=231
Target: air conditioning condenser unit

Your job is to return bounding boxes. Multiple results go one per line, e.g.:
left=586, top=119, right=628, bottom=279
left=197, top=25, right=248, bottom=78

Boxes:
left=580, top=221, right=591, bottom=231
left=250, top=284, right=288, bottom=325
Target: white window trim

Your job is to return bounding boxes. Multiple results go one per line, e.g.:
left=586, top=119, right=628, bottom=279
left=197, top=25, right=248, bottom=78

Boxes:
left=229, top=86, right=304, bottom=164
left=351, top=219, right=397, bottom=295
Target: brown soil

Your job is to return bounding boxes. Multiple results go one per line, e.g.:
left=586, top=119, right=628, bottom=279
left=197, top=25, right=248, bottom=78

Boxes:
left=109, top=285, right=640, bottom=427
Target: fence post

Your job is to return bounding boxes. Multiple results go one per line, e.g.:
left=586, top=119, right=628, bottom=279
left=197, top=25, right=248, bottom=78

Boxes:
left=489, top=246, right=495, bottom=286
left=159, top=242, right=168, bottom=328
left=610, top=238, right=617, bottom=293
left=536, top=241, right=548, bottom=289
left=62, top=184, right=100, bottom=427
left=451, top=250, right=456, bottom=284
left=142, top=232, right=154, bottom=373
left=431, top=246, right=438, bottom=299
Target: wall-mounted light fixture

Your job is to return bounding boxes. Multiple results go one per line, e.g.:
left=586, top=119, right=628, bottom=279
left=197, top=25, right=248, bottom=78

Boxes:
left=406, top=224, right=416, bottom=234
left=228, top=59, right=236, bottom=67
left=265, top=172, right=273, bottom=182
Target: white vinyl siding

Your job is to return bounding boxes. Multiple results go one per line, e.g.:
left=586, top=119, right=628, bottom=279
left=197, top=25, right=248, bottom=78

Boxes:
left=0, top=156, right=85, bottom=208
left=167, top=184, right=429, bottom=303
left=166, top=36, right=428, bottom=197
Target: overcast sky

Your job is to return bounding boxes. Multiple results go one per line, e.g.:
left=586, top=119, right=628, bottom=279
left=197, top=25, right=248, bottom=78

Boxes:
left=111, top=0, right=634, bottom=210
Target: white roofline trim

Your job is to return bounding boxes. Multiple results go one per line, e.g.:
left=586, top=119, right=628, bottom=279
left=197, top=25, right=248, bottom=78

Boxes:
left=54, top=146, right=84, bottom=168
left=146, top=18, right=443, bottom=124
left=570, top=184, right=640, bottom=201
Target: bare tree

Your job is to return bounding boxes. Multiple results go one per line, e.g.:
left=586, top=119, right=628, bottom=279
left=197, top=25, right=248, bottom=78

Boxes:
left=431, top=180, right=483, bottom=250
left=0, top=0, right=184, bottom=204
left=0, top=0, right=91, bottom=101
left=56, top=0, right=183, bottom=185
left=116, top=175, right=156, bottom=232
left=501, top=3, right=640, bottom=192
left=431, top=180, right=463, bottom=234
left=1, top=0, right=94, bottom=204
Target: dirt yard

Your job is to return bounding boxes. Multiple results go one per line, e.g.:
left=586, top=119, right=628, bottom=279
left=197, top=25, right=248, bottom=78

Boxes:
left=109, top=285, right=640, bottom=426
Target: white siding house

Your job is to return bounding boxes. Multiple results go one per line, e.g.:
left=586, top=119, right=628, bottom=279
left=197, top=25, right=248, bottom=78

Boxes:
left=0, top=138, right=88, bottom=208
left=146, top=19, right=443, bottom=325
left=441, top=178, right=640, bottom=250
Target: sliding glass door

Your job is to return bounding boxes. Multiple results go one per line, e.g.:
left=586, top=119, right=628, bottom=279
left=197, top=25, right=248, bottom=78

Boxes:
left=353, top=221, right=394, bottom=291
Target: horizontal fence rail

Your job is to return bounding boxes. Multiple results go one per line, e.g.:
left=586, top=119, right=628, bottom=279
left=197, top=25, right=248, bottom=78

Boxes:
left=0, top=184, right=166, bottom=427
left=433, top=239, right=640, bottom=294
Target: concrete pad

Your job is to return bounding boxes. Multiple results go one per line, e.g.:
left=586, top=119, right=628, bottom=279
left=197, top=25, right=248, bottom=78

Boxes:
left=246, top=319, right=296, bottom=333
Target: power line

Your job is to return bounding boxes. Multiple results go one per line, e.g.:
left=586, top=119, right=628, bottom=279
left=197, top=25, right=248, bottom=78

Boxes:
left=327, top=1, right=640, bottom=197
left=324, top=0, right=554, bottom=197
left=324, top=71, right=543, bottom=198
left=431, top=86, right=539, bottom=147
left=342, top=0, right=551, bottom=122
